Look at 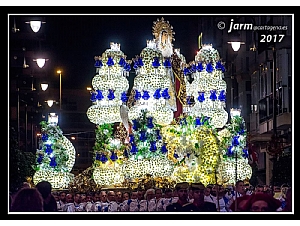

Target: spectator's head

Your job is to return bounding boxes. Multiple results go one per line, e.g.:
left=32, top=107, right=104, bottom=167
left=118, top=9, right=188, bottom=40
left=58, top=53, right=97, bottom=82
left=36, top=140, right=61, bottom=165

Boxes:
left=144, top=188, right=155, bottom=201
left=107, top=190, right=116, bottom=202
left=190, top=183, right=205, bottom=200
left=241, top=193, right=282, bottom=212
left=35, top=180, right=52, bottom=199
left=164, top=188, right=173, bottom=198
left=229, top=194, right=250, bottom=211
left=10, top=187, right=44, bottom=212
left=175, top=182, right=189, bottom=201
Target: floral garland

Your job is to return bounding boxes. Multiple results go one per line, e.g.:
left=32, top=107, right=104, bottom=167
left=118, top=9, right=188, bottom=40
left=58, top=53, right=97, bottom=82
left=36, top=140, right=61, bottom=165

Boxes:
left=34, top=121, right=69, bottom=172
left=93, top=123, right=127, bottom=167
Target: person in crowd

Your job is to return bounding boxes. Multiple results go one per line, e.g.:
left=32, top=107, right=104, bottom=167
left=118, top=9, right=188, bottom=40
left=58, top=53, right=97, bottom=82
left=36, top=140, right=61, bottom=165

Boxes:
left=229, top=194, right=250, bottom=211
left=122, top=191, right=130, bottom=201
left=103, top=190, right=119, bottom=212
left=141, top=188, right=157, bottom=211
left=240, top=193, right=282, bottom=212
left=155, top=188, right=163, bottom=202
left=120, top=190, right=140, bottom=212
left=56, top=191, right=67, bottom=211
left=244, top=183, right=253, bottom=195
left=115, top=190, right=123, bottom=204
left=156, top=188, right=177, bottom=211
left=273, top=185, right=282, bottom=199
left=225, top=180, right=246, bottom=210
left=10, top=187, right=44, bottom=212
left=63, top=193, right=76, bottom=212
left=35, top=180, right=57, bottom=212
left=189, top=183, right=217, bottom=212
left=93, top=190, right=108, bottom=212
left=282, top=187, right=292, bottom=212
left=166, top=182, right=195, bottom=212
left=211, top=184, right=227, bottom=212
left=204, top=186, right=214, bottom=203
left=85, top=192, right=95, bottom=212
left=254, top=184, right=265, bottom=194
left=52, top=191, right=60, bottom=202
left=73, top=192, right=81, bottom=208
left=275, top=183, right=290, bottom=211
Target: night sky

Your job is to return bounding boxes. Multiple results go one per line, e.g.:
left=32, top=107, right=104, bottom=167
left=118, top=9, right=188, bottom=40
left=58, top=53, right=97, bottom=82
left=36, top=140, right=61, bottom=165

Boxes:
left=13, top=14, right=202, bottom=89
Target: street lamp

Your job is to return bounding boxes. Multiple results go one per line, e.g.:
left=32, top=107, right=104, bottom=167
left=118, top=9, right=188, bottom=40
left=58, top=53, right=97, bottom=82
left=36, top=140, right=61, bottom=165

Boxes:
left=33, top=58, right=48, bottom=68
left=40, top=83, right=49, bottom=91
left=25, top=19, right=46, bottom=33
left=57, top=70, right=62, bottom=110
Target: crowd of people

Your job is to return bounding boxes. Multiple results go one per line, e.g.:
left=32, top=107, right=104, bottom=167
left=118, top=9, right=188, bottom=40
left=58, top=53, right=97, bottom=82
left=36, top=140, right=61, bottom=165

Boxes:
left=9, top=180, right=292, bottom=212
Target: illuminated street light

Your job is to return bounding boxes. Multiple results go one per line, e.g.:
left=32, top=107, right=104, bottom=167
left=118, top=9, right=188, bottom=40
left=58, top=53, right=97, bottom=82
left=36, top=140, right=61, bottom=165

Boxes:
left=41, top=83, right=49, bottom=91
left=25, top=20, right=46, bottom=33
left=57, top=70, right=62, bottom=110
left=33, top=58, right=48, bottom=68
left=46, top=100, right=55, bottom=107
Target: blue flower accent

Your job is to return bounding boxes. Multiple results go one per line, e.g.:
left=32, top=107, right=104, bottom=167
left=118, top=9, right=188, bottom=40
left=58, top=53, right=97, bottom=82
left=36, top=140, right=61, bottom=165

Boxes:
left=121, top=92, right=128, bottom=102
left=107, top=89, right=115, bottom=100
left=226, top=146, right=234, bottom=157
left=161, top=144, right=168, bottom=154
left=118, top=57, right=126, bottom=67
left=218, top=90, right=226, bottom=102
left=232, top=136, right=240, bottom=146
left=173, top=153, right=179, bottom=159
left=41, top=134, right=48, bottom=142
left=96, top=90, right=104, bottom=101
left=37, top=153, right=43, bottom=164
left=134, top=90, right=141, bottom=100
left=156, top=129, right=162, bottom=140
left=94, top=59, right=103, bottom=68
left=110, top=151, right=118, bottom=161
left=209, top=90, right=217, bottom=101
left=195, top=117, right=202, bottom=126
left=150, top=141, right=157, bottom=152
left=162, top=88, right=170, bottom=99
left=142, top=90, right=150, bottom=100
left=163, top=58, right=172, bottom=68
left=206, top=62, right=214, bottom=73
left=90, top=92, right=97, bottom=102
left=215, top=60, right=225, bottom=72
left=129, top=134, right=135, bottom=143
left=180, top=118, right=187, bottom=126
left=186, top=96, right=193, bottom=105
left=153, top=88, right=161, bottom=99
left=124, top=62, right=131, bottom=72
left=202, top=116, right=210, bottom=125
left=197, top=91, right=205, bottom=102
left=45, top=144, right=53, bottom=155
left=242, top=148, right=249, bottom=158
left=100, top=154, right=108, bottom=163
left=190, top=63, right=196, bottom=73
left=137, top=57, right=144, bottom=67
left=152, top=57, right=160, bottom=68
left=139, top=130, right=147, bottom=142
left=106, top=56, right=114, bottom=66
left=95, top=153, right=101, bottom=161
left=133, top=59, right=139, bottom=70
left=183, top=67, right=190, bottom=76
left=147, top=117, right=154, bottom=129
left=196, top=62, right=203, bottom=72
left=49, top=157, right=57, bottom=167
left=130, top=144, right=138, bottom=155
left=132, top=119, right=140, bottom=130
